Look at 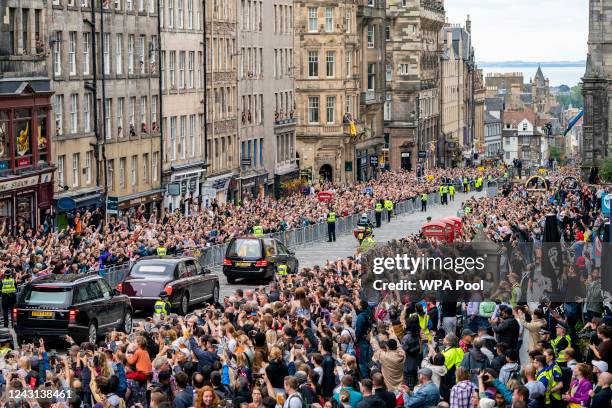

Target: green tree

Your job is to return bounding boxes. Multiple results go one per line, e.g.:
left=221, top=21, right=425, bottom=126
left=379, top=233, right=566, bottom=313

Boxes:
left=556, top=84, right=584, bottom=109
left=601, top=158, right=612, bottom=183
left=549, top=146, right=561, bottom=160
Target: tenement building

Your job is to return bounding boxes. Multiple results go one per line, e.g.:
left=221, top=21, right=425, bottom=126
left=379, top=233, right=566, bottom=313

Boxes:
left=0, top=0, right=54, bottom=230
left=582, top=0, right=611, bottom=176
left=294, top=0, right=385, bottom=183
left=385, top=0, right=444, bottom=172
left=47, top=0, right=162, bottom=219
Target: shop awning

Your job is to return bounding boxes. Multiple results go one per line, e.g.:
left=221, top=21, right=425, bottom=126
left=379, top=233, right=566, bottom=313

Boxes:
left=54, top=187, right=103, bottom=212
left=202, top=172, right=235, bottom=191
left=274, top=163, right=299, bottom=176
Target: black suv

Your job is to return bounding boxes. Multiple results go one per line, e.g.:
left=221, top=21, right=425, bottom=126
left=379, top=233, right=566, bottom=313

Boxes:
left=14, top=274, right=133, bottom=344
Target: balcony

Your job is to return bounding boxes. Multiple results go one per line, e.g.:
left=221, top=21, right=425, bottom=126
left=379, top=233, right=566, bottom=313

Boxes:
left=361, top=90, right=384, bottom=105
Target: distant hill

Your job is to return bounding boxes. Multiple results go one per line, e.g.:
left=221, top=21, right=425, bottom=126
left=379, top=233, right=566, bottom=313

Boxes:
left=478, top=61, right=586, bottom=68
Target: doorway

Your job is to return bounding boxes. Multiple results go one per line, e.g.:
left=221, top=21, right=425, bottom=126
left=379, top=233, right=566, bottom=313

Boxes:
left=319, top=164, right=333, bottom=182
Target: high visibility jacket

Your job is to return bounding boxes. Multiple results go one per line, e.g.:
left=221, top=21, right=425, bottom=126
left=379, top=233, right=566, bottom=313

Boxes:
left=253, top=225, right=264, bottom=237
left=510, top=284, right=520, bottom=308
left=277, top=264, right=288, bottom=276
left=442, top=185, right=449, bottom=194
left=375, top=203, right=383, bottom=212
left=439, top=186, right=444, bottom=195
left=411, top=312, right=431, bottom=341
left=449, top=185, right=455, bottom=195
left=0, top=347, right=11, bottom=356
left=1, top=278, right=17, bottom=294
left=421, top=193, right=428, bottom=202
left=384, top=200, right=393, bottom=211
left=463, top=178, right=468, bottom=184
left=536, top=369, right=552, bottom=404
left=154, top=300, right=171, bottom=315
left=504, top=172, right=508, bottom=178
left=442, top=347, right=465, bottom=370
left=327, top=212, right=336, bottom=222
left=551, top=334, right=571, bottom=363
left=156, top=246, right=167, bottom=257
left=488, top=175, right=493, bottom=181
left=464, top=206, right=471, bottom=215
left=545, top=364, right=563, bottom=402
left=360, top=236, right=375, bottom=251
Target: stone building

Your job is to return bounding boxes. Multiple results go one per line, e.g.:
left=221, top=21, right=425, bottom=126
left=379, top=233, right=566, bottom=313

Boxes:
left=384, top=0, right=444, bottom=172
left=237, top=0, right=298, bottom=200
left=160, top=0, right=208, bottom=212
left=47, top=0, right=162, bottom=219
left=440, top=19, right=475, bottom=167
left=582, top=0, right=612, bottom=176
left=474, top=67, right=485, bottom=159
left=530, top=67, right=557, bottom=115
left=294, top=0, right=385, bottom=183
left=0, top=0, right=55, bottom=230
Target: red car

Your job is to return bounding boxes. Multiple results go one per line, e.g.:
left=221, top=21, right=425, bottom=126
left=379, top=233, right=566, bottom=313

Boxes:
left=120, top=256, right=219, bottom=314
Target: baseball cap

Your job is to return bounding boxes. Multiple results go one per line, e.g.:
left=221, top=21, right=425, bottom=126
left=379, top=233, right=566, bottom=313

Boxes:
left=592, top=360, right=608, bottom=372
left=461, top=328, right=476, bottom=337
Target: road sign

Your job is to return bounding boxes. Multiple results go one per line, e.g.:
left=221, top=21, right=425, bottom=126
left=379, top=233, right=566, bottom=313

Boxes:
left=241, top=158, right=251, bottom=166
left=106, top=196, right=118, bottom=215
left=317, top=191, right=333, bottom=202
left=603, top=193, right=611, bottom=216
left=418, top=150, right=427, bottom=158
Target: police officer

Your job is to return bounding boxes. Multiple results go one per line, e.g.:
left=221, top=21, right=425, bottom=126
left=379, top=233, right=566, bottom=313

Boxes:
left=463, top=177, right=469, bottom=193
left=276, top=263, right=288, bottom=278
left=374, top=200, right=383, bottom=228
left=154, top=292, right=172, bottom=317
left=1, top=270, right=17, bottom=328
left=253, top=221, right=264, bottom=237
left=360, top=235, right=375, bottom=252
left=442, top=184, right=449, bottom=205
left=326, top=208, right=337, bottom=242
left=449, top=183, right=455, bottom=201
left=156, top=242, right=167, bottom=257
left=420, top=192, right=428, bottom=212
left=551, top=324, right=571, bottom=367
left=384, top=199, right=393, bottom=222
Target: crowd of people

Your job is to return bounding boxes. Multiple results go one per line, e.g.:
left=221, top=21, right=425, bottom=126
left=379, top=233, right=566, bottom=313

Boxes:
left=1, top=166, right=611, bottom=408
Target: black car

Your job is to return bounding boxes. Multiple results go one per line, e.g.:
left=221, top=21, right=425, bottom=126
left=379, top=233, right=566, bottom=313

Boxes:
left=120, top=256, right=220, bottom=314
left=13, top=274, right=133, bottom=344
left=222, top=237, right=298, bottom=283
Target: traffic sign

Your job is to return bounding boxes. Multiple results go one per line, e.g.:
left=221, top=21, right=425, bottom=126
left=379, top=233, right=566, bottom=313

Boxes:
left=317, top=191, right=333, bottom=202
left=106, top=196, right=118, bottom=215
left=418, top=150, right=427, bottom=158
left=603, top=193, right=611, bottom=216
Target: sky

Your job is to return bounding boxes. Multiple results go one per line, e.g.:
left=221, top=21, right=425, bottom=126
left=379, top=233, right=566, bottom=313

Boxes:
left=444, top=0, right=589, bottom=62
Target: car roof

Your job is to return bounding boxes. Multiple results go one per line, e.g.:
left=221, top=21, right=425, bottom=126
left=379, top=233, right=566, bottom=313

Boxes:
left=30, top=273, right=101, bottom=286
left=134, top=256, right=197, bottom=265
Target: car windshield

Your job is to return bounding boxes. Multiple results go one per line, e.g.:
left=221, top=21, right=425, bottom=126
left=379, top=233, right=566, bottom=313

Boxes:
left=21, top=286, right=72, bottom=306
left=131, top=263, right=173, bottom=277
left=227, top=239, right=262, bottom=259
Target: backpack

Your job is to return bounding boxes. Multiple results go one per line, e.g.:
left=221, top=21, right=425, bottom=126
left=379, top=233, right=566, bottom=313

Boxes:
left=298, top=384, right=318, bottom=406
left=506, top=367, right=523, bottom=387
left=287, top=392, right=308, bottom=408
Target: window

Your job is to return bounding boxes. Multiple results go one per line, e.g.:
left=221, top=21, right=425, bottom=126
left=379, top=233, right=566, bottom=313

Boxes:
left=139, top=36, right=145, bottom=74
left=188, top=0, right=193, bottom=28
left=128, top=35, right=134, bottom=74
left=53, top=31, right=61, bottom=76
left=346, top=51, right=352, bottom=78
left=326, top=51, right=335, bottom=78
left=169, top=51, right=176, bottom=88
left=138, top=0, right=144, bottom=12
left=126, top=0, right=131, bottom=10
left=178, top=51, right=185, bottom=89
left=70, top=94, right=78, bottom=133
left=326, top=96, right=335, bottom=124
left=160, top=51, right=165, bottom=89
left=188, top=51, right=194, bottom=88
left=170, top=117, right=177, bottom=160
left=83, top=93, right=91, bottom=132
left=189, top=115, right=196, bottom=157
left=344, top=10, right=351, bottom=33
left=107, top=160, right=114, bottom=191
left=386, top=64, right=392, bottom=81
left=385, top=26, right=390, bottom=42
left=57, top=155, right=65, bottom=187
left=399, top=64, right=409, bottom=75
left=160, top=0, right=164, bottom=26
left=308, top=7, right=317, bottom=32
left=140, top=96, right=147, bottom=127
left=104, top=98, right=111, bottom=139
left=384, top=94, right=391, bottom=121
left=117, top=97, right=124, bottom=135
left=103, top=33, right=110, bottom=75
left=85, top=151, right=92, bottom=185
left=177, top=0, right=184, bottom=29
left=119, top=157, right=126, bottom=188
left=198, top=51, right=203, bottom=88
left=131, top=155, right=137, bottom=186
left=142, top=153, right=149, bottom=183
left=69, top=32, right=77, bottom=75
left=72, top=153, right=80, bottom=187
left=83, top=33, right=90, bottom=75
left=128, top=97, right=136, bottom=128
left=367, top=63, right=375, bottom=91
left=308, top=51, right=318, bottom=78
left=168, top=0, right=174, bottom=28
left=180, top=116, right=186, bottom=159
left=368, top=0, right=374, bottom=6
left=308, top=96, right=319, bottom=124
left=54, top=95, right=63, bottom=136
left=367, top=25, right=374, bottom=48
left=152, top=152, right=158, bottom=181
left=151, top=95, right=158, bottom=125
left=325, top=7, right=333, bottom=33
left=115, top=34, right=123, bottom=74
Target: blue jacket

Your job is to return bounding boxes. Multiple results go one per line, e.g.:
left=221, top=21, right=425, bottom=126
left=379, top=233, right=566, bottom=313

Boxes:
left=188, top=337, right=220, bottom=371
left=113, top=362, right=127, bottom=398
left=403, top=382, right=440, bottom=408
left=355, top=307, right=372, bottom=342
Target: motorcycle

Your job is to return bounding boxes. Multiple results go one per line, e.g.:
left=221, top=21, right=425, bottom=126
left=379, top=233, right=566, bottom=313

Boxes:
left=353, top=224, right=373, bottom=244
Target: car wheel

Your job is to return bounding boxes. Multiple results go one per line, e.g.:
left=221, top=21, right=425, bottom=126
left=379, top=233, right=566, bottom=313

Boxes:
left=227, top=276, right=236, bottom=284
left=210, top=284, right=219, bottom=305
left=121, top=311, right=133, bottom=333
left=88, top=322, right=98, bottom=344
left=180, top=293, right=189, bottom=315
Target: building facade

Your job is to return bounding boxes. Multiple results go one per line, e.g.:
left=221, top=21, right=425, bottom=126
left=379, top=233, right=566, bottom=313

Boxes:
left=0, top=0, right=54, bottom=230
left=473, top=67, right=485, bottom=159
left=294, top=0, right=385, bottom=184
left=385, top=0, right=444, bottom=172
left=47, top=0, right=162, bottom=219
left=501, top=108, right=544, bottom=167
left=582, top=0, right=611, bottom=176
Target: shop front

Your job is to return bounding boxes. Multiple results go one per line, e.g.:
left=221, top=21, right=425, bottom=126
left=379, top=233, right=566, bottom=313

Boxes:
left=164, top=163, right=206, bottom=213
left=273, top=163, right=300, bottom=199
left=54, top=187, right=103, bottom=230
left=239, top=170, right=268, bottom=200
left=200, top=172, right=235, bottom=206
left=118, top=189, right=164, bottom=219
left=0, top=172, right=53, bottom=232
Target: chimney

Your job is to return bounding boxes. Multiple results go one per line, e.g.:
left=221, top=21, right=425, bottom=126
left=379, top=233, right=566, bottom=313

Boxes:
left=466, top=14, right=471, bottom=34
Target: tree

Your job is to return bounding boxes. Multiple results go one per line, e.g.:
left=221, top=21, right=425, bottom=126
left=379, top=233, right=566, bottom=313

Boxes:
left=556, top=84, right=584, bottom=109
left=549, top=146, right=561, bottom=160
left=601, top=158, right=612, bottom=183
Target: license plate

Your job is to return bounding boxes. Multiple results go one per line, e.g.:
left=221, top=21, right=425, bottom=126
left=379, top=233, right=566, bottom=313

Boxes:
left=236, top=262, right=251, bottom=267
left=31, top=311, right=53, bottom=318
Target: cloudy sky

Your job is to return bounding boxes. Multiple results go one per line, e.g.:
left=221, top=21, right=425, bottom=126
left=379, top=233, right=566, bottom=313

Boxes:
left=444, top=0, right=589, bottom=62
